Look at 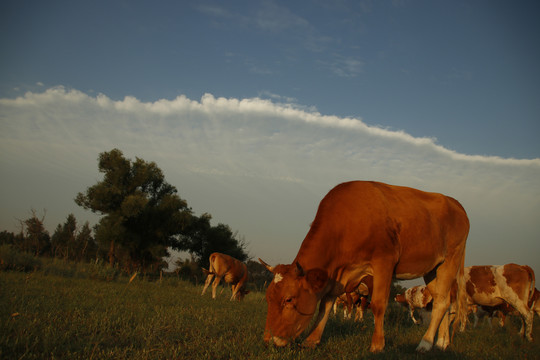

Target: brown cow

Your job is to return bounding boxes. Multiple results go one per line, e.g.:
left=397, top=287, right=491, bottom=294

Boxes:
left=463, top=264, right=535, bottom=341
left=201, top=252, right=249, bottom=301
left=395, top=285, right=433, bottom=325
left=259, top=181, right=469, bottom=353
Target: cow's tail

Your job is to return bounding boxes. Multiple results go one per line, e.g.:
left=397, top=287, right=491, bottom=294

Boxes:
left=523, top=265, right=536, bottom=304
left=203, top=254, right=218, bottom=276
left=452, top=252, right=468, bottom=335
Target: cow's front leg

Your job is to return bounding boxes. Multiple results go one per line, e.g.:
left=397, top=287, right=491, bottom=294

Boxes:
left=301, top=295, right=335, bottom=347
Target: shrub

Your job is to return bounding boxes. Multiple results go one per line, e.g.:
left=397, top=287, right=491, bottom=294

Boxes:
left=0, top=244, right=41, bottom=272
left=76, top=259, right=120, bottom=281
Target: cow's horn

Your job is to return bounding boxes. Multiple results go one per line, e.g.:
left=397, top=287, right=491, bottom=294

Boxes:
left=258, top=258, right=274, bottom=272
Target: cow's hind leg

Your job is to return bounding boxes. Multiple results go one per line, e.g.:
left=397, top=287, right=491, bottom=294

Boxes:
left=510, top=301, right=534, bottom=342
left=202, top=273, right=214, bottom=296
left=211, top=276, right=223, bottom=299
left=230, top=284, right=239, bottom=301
left=418, top=265, right=456, bottom=351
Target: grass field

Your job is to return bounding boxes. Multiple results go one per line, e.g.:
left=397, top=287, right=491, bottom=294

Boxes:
left=1, top=271, right=539, bottom=359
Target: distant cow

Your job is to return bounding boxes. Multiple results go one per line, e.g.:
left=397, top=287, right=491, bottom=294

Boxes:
left=334, top=277, right=372, bottom=322
left=473, top=287, right=540, bottom=330
left=395, top=285, right=433, bottom=325
left=469, top=303, right=510, bottom=328
left=463, top=264, right=535, bottom=341
left=201, top=253, right=249, bottom=301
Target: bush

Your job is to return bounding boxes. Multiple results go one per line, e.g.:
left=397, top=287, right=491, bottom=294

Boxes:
left=76, top=259, right=120, bottom=281
left=0, top=244, right=41, bottom=272
left=40, top=257, right=120, bottom=281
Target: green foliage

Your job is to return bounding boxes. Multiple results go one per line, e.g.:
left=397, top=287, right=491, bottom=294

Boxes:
left=0, top=246, right=119, bottom=281
left=75, top=149, right=192, bottom=272
left=40, top=258, right=120, bottom=282
left=3, top=149, right=250, bottom=276
left=178, top=212, right=249, bottom=268
left=0, top=245, right=42, bottom=272
left=51, top=214, right=98, bottom=262
left=247, top=259, right=273, bottom=291
left=2, top=271, right=540, bottom=359
left=174, top=256, right=204, bottom=284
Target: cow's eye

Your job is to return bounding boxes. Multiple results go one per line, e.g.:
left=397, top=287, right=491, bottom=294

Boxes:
left=283, top=297, right=294, bottom=305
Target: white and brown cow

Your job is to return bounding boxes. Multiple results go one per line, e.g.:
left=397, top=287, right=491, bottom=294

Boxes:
left=334, top=277, right=372, bottom=322
left=201, top=252, right=249, bottom=301
left=463, top=264, right=535, bottom=341
left=473, top=287, right=540, bottom=330
left=395, top=285, right=433, bottom=325
left=259, top=181, right=469, bottom=353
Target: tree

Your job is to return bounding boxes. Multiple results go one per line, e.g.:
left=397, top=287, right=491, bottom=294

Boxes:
left=50, top=213, right=77, bottom=259
left=51, top=214, right=97, bottom=261
left=178, top=212, right=248, bottom=268
left=76, top=221, right=97, bottom=262
left=0, top=230, right=18, bottom=246
left=247, top=260, right=273, bottom=291
left=75, top=149, right=192, bottom=272
left=17, top=209, right=50, bottom=256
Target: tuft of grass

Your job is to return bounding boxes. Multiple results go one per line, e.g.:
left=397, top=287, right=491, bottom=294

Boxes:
left=1, top=271, right=539, bottom=359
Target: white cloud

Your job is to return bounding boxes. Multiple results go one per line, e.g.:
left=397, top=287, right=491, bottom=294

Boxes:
left=328, top=55, right=365, bottom=77
left=255, top=1, right=310, bottom=32
left=1, top=87, right=539, bottom=273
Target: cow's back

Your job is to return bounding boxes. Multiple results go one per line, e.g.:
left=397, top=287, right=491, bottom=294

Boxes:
left=295, top=181, right=469, bottom=280
left=210, top=252, right=247, bottom=283
left=210, top=253, right=234, bottom=276
left=499, top=264, right=535, bottom=303
left=466, top=264, right=535, bottom=308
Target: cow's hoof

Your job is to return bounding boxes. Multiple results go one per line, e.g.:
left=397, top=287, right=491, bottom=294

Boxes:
left=416, top=339, right=433, bottom=352
left=300, top=340, right=319, bottom=348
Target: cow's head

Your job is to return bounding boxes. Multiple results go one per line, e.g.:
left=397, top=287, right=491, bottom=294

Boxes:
left=394, top=293, right=406, bottom=304
left=258, top=258, right=328, bottom=346
left=234, top=287, right=250, bottom=301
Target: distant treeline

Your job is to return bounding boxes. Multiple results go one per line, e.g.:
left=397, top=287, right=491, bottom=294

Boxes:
left=1, top=148, right=251, bottom=275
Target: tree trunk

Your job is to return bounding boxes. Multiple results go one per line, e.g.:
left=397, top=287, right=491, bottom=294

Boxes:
left=108, top=240, right=115, bottom=266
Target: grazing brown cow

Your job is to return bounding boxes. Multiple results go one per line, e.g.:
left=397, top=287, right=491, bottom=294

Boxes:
left=395, top=285, right=433, bottom=325
left=463, top=264, right=535, bottom=341
left=259, top=181, right=469, bottom=353
left=201, top=252, right=249, bottom=301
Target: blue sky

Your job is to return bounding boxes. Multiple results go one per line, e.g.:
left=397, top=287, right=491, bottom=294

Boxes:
left=1, top=1, right=539, bottom=278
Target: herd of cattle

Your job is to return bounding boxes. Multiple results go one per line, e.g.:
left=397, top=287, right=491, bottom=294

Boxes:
left=199, top=181, right=538, bottom=353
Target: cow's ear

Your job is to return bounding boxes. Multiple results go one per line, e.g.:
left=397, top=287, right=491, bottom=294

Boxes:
left=258, top=258, right=274, bottom=273
left=305, top=268, right=328, bottom=294
left=295, top=262, right=304, bottom=276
